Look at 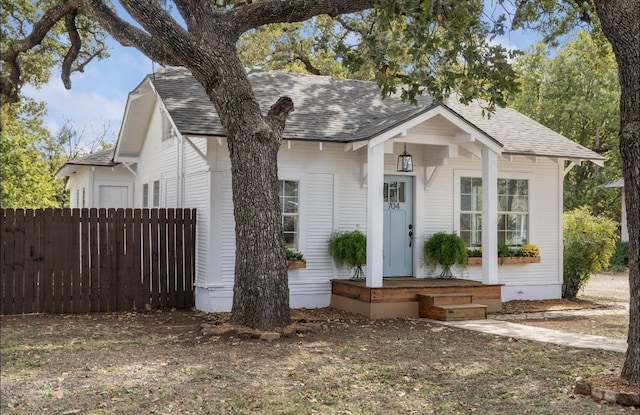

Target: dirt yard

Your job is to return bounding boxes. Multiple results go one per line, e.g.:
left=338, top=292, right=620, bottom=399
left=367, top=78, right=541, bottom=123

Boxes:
left=1, top=274, right=637, bottom=415
left=509, top=273, right=630, bottom=339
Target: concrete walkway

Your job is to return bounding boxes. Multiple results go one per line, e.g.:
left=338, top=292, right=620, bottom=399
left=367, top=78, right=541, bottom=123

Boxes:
left=438, top=318, right=628, bottom=353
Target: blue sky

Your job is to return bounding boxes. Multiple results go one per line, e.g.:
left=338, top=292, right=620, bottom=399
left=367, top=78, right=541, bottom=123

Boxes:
left=23, top=10, right=540, bottom=148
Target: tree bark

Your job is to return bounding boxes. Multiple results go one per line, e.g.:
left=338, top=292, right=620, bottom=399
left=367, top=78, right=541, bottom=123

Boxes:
left=595, top=0, right=640, bottom=384
left=189, top=48, right=292, bottom=330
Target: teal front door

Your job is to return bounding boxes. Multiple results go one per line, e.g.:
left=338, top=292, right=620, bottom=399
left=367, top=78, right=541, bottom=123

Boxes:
left=383, top=175, right=414, bottom=277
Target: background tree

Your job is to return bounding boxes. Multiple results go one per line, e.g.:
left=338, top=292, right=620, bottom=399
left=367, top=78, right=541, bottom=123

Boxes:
left=509, top=31, right=622, bottom=219
left=1, top=101, right=59, bottom=208
left=1, top=0, right=638, bottom=383
left=513, top=0, right=639, bottom=385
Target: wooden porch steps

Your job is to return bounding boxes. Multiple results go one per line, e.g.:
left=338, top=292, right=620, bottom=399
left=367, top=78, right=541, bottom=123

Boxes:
left=417, top=293, right=487, bottom=321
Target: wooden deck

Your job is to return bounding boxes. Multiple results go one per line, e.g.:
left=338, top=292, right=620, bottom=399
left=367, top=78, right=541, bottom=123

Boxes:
left=331, top=277, right=502, bottom=319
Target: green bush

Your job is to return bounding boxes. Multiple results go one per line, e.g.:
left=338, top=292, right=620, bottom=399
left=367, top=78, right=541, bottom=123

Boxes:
left=328, top=230, right=366, bottom=280
left=607, top=240, right=629, bottom=272
left=563, top=207, right=618, bottom=298
left=423, top=232, right=468, bottom=278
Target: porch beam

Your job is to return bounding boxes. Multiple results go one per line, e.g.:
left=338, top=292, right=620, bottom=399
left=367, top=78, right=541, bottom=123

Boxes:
left=366, top=142, right=384, bottom=288
left=481, top=146, right=499, bottom=284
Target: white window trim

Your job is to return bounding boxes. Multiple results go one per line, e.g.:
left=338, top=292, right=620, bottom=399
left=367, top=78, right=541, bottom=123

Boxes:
left=454, top=169, right=534, bottom=246
left=279, top=169, right=306, bottom=255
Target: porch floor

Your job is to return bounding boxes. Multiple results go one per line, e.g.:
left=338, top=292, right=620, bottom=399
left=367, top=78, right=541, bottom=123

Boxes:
left=330, top=277, right=502, bottom=319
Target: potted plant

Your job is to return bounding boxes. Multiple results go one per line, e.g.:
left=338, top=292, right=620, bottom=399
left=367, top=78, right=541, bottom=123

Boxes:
left=328, top=230, right=366, bottom=280
left=285, top=248, right=306, bottom=269
left=423, top=232, right=468, bottom=278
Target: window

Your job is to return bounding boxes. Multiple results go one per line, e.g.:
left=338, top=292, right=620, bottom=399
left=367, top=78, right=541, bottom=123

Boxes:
left=152, top=180, right=160, bottom=207
left=459, top=177, right=529, bottom=247
left=162, top=109, right=174, bottom=142
left=497, top=179, right=529, bottom=246
left=279, top=180, right=299, bottom=249
left=142, top=183, right=149, bottom=208
left=460, top=177, right=483, bottom=247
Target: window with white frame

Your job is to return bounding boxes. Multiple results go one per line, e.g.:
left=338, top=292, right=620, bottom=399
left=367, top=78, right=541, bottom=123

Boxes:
left=142, top=183, right=149, bottom=208
left=152, top=180, right=160, bottom=207
left=279, top=180, right=299, bottom=249
left=459, top=177, right=529, bottom=247
left=161, top=109, right=174, bottom=142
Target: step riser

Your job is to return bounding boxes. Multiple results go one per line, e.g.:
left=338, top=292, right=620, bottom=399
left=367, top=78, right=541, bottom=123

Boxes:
left=425, top=307, right=487, bottom=321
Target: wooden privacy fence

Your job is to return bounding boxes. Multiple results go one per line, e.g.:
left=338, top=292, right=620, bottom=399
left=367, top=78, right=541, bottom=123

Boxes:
left=1, top=208, right=196, bottom=315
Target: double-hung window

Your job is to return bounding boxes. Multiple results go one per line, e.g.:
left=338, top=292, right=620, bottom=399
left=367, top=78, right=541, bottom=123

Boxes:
left=459, top=177, right=529, bottom=247
left=279, top=180, right=299, bottom=249
left=142, top=183, right=149, bottom=208
left=152, top=180, right=160, bottom=207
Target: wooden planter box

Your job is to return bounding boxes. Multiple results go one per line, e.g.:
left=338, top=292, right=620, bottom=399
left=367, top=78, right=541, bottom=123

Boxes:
left=287, top=260, right=307, bottom=270
left=467, top=256, right=540, bottom=266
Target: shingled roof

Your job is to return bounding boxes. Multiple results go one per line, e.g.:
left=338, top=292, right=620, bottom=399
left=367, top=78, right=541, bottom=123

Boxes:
left=55, top=147, right=116, bottom=178
left=151, top=67, right=602, bottom=162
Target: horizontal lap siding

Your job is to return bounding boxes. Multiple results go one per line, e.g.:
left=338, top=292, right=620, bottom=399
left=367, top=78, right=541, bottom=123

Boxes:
left=219, top=171, right=236, bottom=285
left=291, top=172, right=334, bottom=286
left=183, top=171, right=209, bottom=287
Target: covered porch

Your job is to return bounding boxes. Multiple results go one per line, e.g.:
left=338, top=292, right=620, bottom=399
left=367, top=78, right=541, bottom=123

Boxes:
left=331, top=277, right=502, bottom=319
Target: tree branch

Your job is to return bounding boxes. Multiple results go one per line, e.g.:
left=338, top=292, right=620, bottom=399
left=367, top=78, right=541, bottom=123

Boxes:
left=293, top=56, right=323, bottom=75
left=62, top=11, right=81, bottom=89
left=227, top=0, right=376, bottom=34
left=82, top=0, right=182, bottom=66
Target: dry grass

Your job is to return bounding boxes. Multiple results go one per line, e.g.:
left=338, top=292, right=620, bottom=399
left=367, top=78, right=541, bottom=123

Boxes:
left=1, top=310, right=637, bottom=415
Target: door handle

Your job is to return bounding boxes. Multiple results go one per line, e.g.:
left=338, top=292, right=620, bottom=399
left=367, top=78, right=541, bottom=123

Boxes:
left=408, top=225, right=413, bottom=247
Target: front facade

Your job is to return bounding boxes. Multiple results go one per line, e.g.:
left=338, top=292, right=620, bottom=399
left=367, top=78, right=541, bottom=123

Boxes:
left=58, top=67, right=604, bottom=313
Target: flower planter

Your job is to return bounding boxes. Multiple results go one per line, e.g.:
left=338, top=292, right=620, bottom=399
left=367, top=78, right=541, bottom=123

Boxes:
left=467, top=256, right=541, bottom=266
left=286, top=260, right=307, bottom=270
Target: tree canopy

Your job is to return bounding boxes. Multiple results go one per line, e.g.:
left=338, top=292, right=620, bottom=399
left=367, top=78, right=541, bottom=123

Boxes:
left=509, top=31, right=622, bottom=218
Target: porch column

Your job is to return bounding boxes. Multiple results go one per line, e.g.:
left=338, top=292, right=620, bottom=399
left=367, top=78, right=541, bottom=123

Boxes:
left=481, top=146, right=499, bottom=284
left=366, top=141, right=384, bottom=288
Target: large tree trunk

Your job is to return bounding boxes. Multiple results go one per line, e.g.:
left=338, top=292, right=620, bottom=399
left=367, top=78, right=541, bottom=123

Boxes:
left=191, top=52, right=291, bottom=331
left=595, top=0, right=640, bottom=384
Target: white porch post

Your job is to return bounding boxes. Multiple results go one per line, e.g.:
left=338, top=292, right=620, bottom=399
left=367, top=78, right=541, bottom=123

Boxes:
left=481, top=146, right=499, bottom=284
left=366, top=142, right=384, bottom=288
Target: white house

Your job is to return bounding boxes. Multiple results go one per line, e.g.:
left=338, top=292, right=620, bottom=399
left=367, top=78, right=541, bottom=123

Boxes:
left=57, top=67, right=604, bottom=313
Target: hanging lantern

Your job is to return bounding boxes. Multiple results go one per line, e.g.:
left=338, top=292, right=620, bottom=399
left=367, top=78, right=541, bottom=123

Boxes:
left=397, top=143, right=413, bottom=172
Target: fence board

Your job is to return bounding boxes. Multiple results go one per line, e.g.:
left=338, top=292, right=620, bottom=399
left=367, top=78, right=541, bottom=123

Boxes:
left=22, top=210, right=35, bottom=314
left=42, top=209, right=56, bottom=313
left=89, top=209, right=100, bottom=312
left=142, top=210, right=152, bottom=310
left=185, top=208, right=196, bottom=306
left=2, top=209, right=16, bottom=315
left=1, top=208, right=196, bottom=315
left=13, top=210, right=26, bottom=315
left=79, top=209, right=91, bottom=312
left=158, top=209, right=168, bottom=308
left=175, top=209, right=185, bottom=309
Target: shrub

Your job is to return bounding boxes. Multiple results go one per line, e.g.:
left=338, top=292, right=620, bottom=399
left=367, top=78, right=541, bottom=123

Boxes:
left=607, top=240, right=629, bottom=272
left=563, top=207, right=618, bottom=298
left=423, top=232, right=468, bottom=278
left=328, top=230, right=366, bottom=280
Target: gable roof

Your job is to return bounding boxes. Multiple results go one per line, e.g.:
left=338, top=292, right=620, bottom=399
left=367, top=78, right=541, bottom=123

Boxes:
left=55, top=147, right=116, bottom=178
left=129, top=67, right=603, bottom=162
